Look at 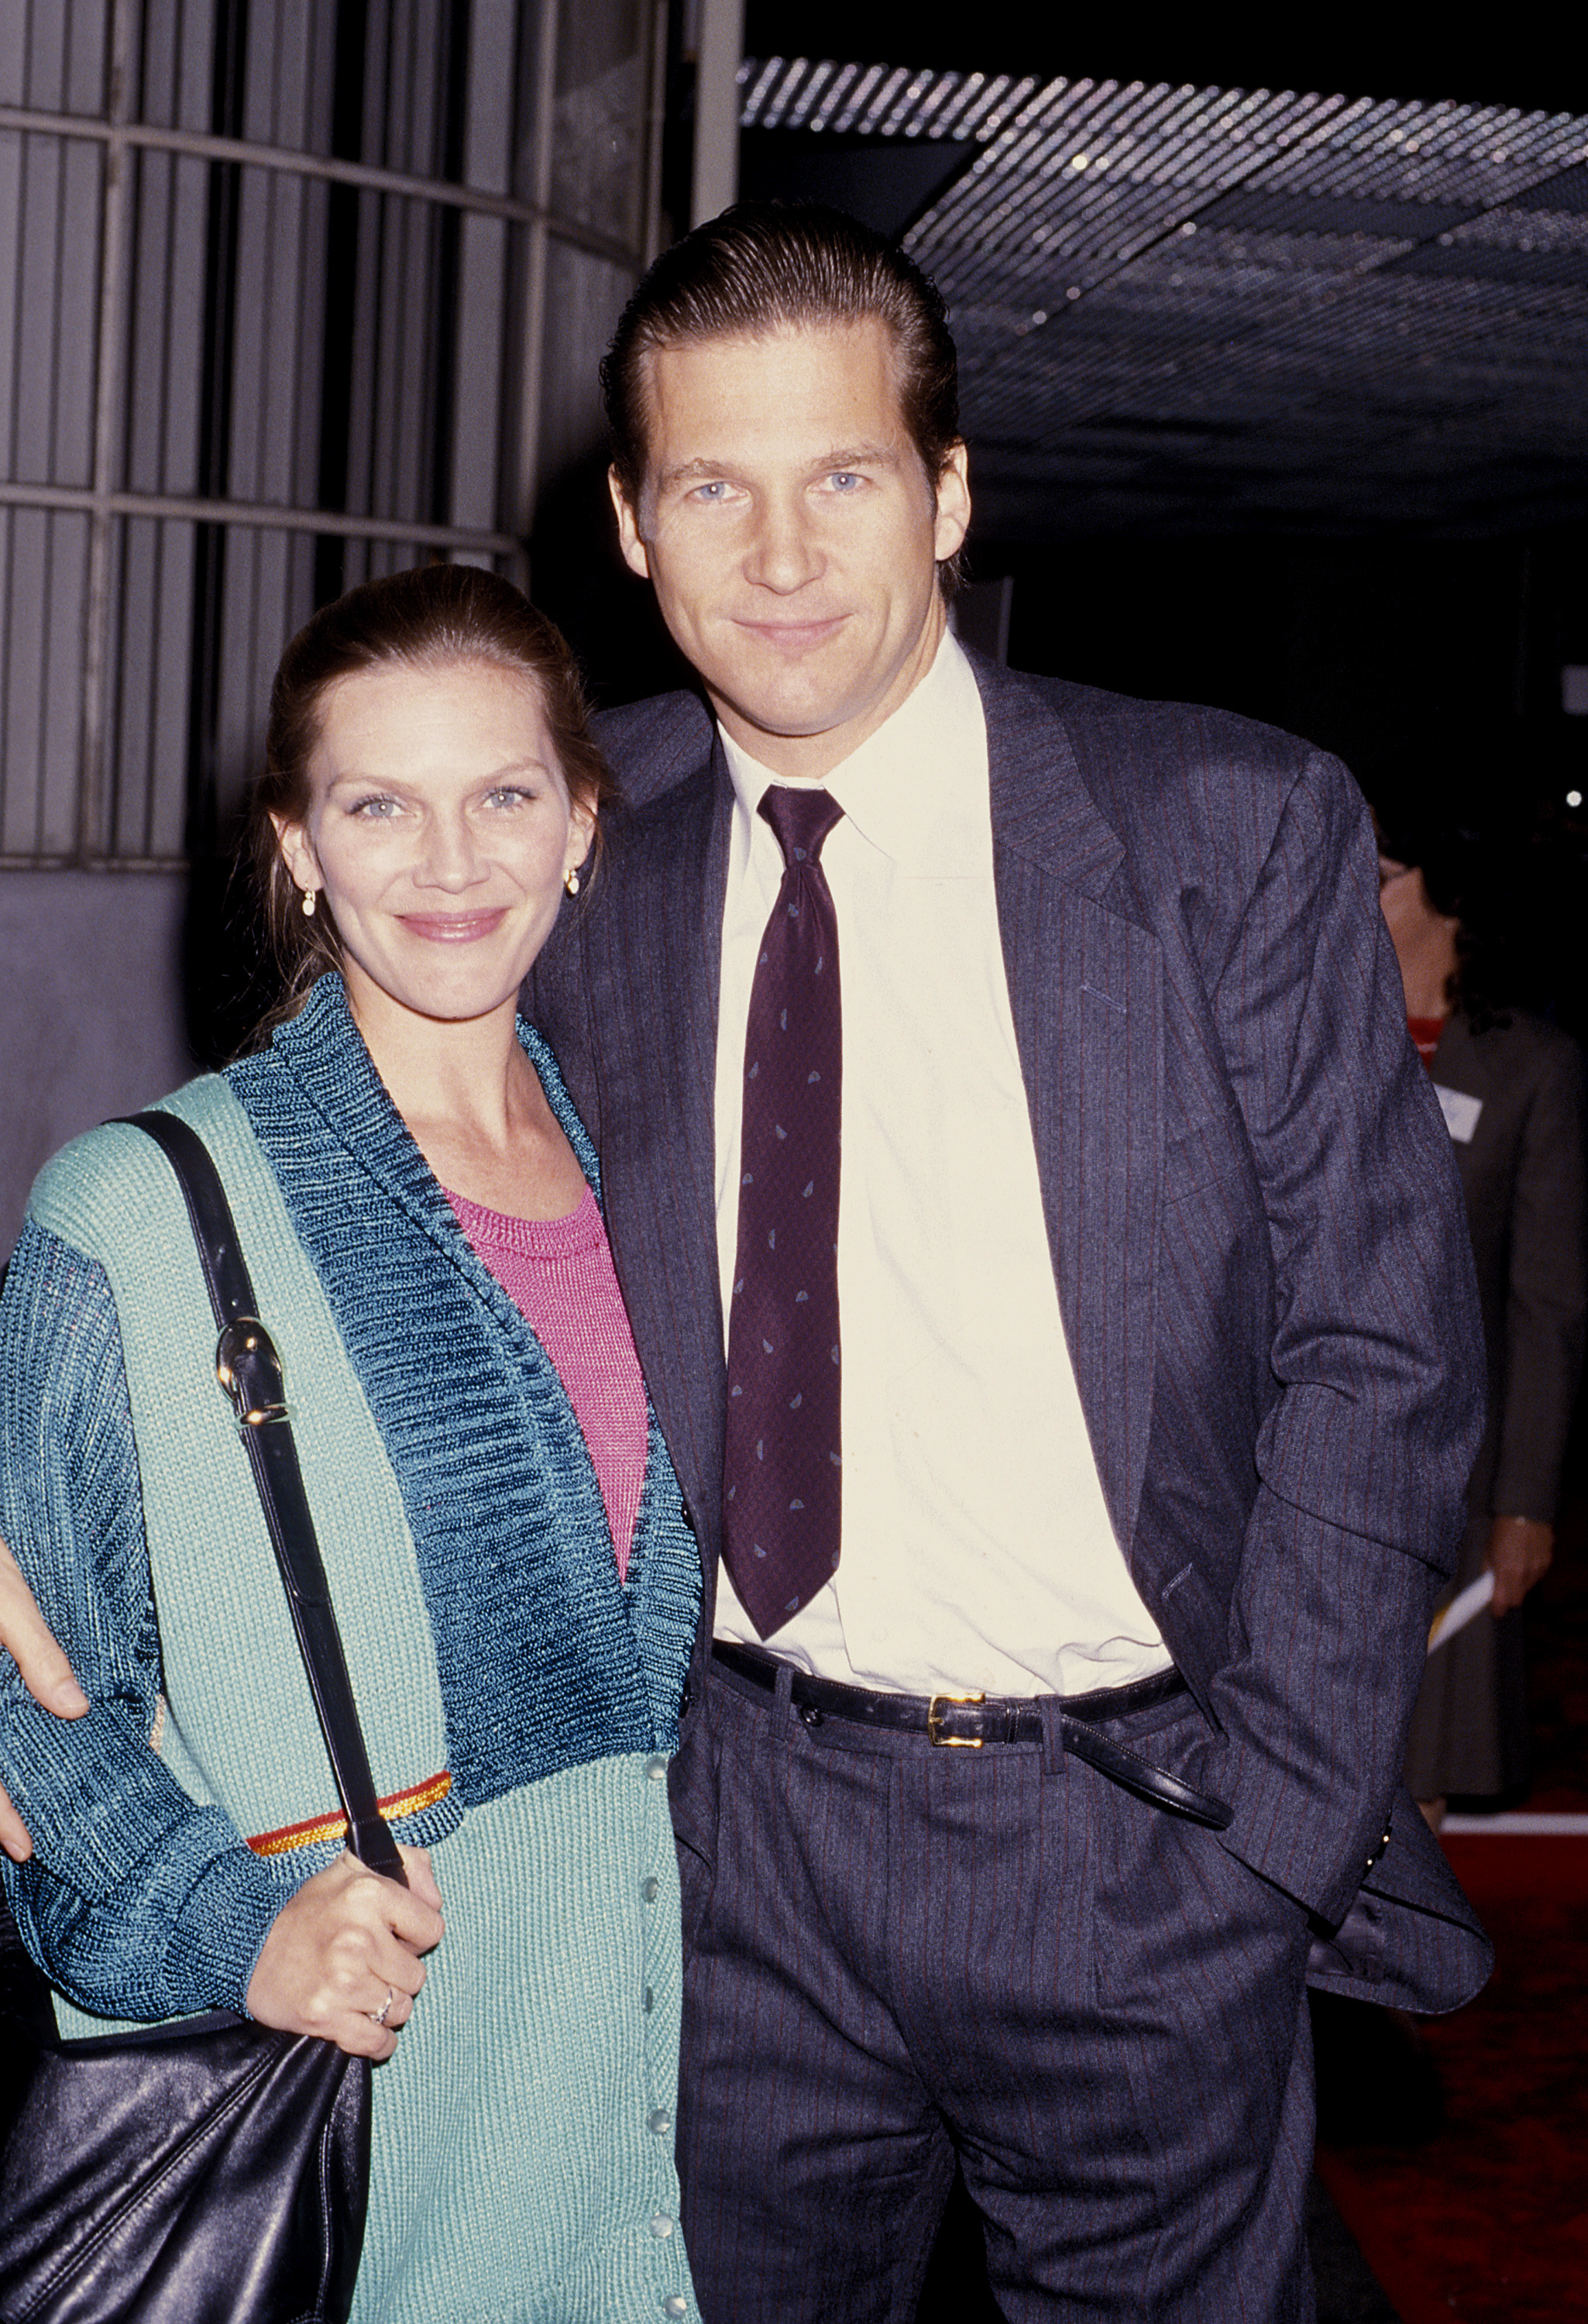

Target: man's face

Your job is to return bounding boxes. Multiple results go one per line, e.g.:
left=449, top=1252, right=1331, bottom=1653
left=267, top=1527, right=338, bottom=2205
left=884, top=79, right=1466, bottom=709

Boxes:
left=611, top=319, right=971, bottom=781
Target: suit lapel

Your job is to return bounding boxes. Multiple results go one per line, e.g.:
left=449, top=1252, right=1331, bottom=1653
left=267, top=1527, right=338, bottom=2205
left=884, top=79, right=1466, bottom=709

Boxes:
left=976, top=658, right=1164, bottom=1559
left=583, top=744, right=732, bottom=1569
left=583, top=662, right=1164, bottom=1583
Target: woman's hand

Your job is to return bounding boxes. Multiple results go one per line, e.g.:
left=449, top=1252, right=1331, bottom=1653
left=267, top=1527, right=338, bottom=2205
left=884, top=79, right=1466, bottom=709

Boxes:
left=246, top=1844, right=445, bottom=2058
left=0, top=1532, right=91, bottom=1862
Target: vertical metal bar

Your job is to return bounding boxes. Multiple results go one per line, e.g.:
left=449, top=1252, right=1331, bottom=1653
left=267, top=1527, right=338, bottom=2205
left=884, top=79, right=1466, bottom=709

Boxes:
left=643, top=0, right=668, bottom=264
left=314, top=0, right=370, bottom=607
left=506, top=0, right=559, bottom=566
left=428, top=0, right=469, bottom=528
left=689, top=0, right=741, bottom=228
left=184, top=0, right=249, bottom=859
left=78, top=0, right=132, bottom=861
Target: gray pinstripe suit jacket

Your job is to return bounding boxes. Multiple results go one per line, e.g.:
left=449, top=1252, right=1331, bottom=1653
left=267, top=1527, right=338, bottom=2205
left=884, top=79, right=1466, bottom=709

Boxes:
left=528, top=651, right=1492, bottom=2012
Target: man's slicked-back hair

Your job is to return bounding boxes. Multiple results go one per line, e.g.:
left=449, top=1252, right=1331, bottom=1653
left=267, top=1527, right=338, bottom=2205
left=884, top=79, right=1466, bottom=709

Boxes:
left=602, top=201, right=962, bottom=516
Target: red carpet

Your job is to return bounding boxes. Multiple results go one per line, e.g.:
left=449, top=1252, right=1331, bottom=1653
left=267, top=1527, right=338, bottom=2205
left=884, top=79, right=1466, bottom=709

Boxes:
left=1315, top=1826, right=1588, bottom=2322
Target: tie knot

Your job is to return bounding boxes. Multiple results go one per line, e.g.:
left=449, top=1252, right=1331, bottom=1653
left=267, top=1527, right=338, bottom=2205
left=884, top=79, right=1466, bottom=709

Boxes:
left=759, top=785, right=844, bottom=868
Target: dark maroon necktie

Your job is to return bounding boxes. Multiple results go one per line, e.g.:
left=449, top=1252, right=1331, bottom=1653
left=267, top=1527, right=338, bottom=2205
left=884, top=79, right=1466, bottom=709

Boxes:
left=722, top=786, right=844, bottom=1639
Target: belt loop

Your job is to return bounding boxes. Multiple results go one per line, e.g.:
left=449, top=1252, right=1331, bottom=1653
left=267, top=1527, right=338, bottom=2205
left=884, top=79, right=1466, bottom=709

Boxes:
left=772, top=1655, right=796, bottom=1736
left=1037, top=1693, right=1068, bottom=1764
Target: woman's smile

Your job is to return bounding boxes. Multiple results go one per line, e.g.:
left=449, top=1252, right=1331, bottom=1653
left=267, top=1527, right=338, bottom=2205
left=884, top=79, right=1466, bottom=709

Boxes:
left=397, top=906, right=511, bottom=944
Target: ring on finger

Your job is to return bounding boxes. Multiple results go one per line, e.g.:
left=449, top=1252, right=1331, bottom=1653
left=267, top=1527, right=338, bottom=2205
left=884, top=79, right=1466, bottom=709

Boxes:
left=369, top=1986, right=395, bottom=2028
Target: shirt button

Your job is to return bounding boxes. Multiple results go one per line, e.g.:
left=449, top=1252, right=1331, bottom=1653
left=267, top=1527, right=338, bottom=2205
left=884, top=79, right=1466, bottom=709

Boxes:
left=641, top=1875, right=660, bottom=1903
left=647, top=2107, right=672, bottom=2136
left=663, top=2298, right=689, bottom=2317
left=649, top=2212, right=675, bottom=2238
left=644, top=1753, right=669, bottom=1780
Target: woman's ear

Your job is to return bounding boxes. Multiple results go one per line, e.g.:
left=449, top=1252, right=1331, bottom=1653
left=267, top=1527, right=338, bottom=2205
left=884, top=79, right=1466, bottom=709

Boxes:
left=565, top=797, right=596, bottom=881
left=271, top=813, right=318, bottom=901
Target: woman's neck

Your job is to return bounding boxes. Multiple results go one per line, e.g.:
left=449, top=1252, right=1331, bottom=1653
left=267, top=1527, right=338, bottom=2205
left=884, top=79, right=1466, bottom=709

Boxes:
left=348, top=984, right=586, bottom=1219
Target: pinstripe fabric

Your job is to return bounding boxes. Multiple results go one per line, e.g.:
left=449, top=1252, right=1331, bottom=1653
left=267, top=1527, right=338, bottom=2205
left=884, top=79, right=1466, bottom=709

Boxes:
left=526, top=655, right=1493, bottom=2310
left=534, top=660, right=1487, bottom=1959
left=673, top=1666, right=1317, bottom=2322
left=534, top=753, right=734, bottom=1662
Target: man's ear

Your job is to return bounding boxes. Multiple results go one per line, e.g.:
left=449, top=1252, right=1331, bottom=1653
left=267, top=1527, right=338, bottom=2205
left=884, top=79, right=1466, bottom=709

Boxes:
left=609, top=466, right=651, bottom=580
left=933, top=442, right=971, bottom=566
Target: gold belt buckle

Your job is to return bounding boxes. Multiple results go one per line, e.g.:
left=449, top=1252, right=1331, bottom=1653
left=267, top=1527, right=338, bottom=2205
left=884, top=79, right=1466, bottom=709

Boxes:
left=926, top=1690, right=986, bottom=1748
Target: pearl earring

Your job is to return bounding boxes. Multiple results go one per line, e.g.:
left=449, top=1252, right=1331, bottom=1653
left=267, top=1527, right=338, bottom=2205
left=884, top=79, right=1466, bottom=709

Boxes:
left=301, top=888, right=317, bottom=918
left=563, top=867, right=581, bottom=897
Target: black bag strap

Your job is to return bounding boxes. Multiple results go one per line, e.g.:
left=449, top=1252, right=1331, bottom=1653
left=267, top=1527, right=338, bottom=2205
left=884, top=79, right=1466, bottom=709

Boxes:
left=122, top=1111, right=407, bottom=1887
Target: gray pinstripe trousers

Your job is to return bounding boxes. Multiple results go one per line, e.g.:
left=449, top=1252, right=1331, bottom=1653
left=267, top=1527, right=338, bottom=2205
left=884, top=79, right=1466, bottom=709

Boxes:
left=671, top=1658, right=1317, bottom=2322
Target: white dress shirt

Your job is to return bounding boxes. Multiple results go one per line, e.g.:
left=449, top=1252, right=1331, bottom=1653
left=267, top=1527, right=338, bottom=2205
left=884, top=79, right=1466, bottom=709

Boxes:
left=713, top=633, right=1170, bottom=1697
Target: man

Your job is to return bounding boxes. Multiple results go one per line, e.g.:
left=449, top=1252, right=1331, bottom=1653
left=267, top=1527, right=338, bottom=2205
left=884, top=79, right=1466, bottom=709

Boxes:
left=2, top=206, right=1488, bottom=2316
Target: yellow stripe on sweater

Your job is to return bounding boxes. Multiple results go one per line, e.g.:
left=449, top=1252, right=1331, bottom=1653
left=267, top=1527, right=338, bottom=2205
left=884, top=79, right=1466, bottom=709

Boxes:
left=247, top=1769, right=452, bottom=1856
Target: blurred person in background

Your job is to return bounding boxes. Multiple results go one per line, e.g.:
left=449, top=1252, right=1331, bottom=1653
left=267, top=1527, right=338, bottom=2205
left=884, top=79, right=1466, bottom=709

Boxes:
left=1375, top=799, right=1586, bottom=1822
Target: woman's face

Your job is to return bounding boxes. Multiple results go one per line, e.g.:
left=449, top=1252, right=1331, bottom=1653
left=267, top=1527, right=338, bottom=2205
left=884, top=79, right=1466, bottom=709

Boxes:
left=274, top=657, right=592, bottom=1035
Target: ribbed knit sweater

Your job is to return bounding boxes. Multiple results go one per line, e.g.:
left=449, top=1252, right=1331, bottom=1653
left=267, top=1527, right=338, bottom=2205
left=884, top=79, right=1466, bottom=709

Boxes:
left=449, top=1185, right=648, bottom=1580
left=0, top=978, right=703, bottom=2322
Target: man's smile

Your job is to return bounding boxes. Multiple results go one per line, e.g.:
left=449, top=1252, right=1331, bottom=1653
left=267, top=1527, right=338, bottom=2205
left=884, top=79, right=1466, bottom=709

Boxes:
left=731, top=615, right=849, bottom=651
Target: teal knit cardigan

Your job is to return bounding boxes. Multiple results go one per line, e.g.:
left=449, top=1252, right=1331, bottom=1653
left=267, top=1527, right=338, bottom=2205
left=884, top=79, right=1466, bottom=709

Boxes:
left=0, top=978, right=700, bottom=2023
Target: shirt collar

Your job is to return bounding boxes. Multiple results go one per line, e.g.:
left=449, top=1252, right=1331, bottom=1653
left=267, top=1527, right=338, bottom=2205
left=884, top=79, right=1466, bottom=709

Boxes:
left=718, top=630, right=991, bottom=875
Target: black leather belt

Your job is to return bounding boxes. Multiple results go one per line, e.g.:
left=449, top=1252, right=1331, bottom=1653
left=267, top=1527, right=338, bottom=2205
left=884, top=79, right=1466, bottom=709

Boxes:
left=710, top=1642, right=1232, bottom=1831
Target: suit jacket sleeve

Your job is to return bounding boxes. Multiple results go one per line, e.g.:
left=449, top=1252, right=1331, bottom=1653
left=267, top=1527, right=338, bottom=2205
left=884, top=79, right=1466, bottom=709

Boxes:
left=1190, top=753, right=1486, bottom=1926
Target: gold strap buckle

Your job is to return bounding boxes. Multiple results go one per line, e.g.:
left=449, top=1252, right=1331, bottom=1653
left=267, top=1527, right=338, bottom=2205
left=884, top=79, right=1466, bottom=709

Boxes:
left=215, top=1318, right=290, bottom=1429
left=926, top=1691, right=986, bottom=1748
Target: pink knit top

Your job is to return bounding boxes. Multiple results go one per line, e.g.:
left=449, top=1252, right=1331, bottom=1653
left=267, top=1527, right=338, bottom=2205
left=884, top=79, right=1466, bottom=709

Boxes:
left=446, top=1184, right=648, bottom=1580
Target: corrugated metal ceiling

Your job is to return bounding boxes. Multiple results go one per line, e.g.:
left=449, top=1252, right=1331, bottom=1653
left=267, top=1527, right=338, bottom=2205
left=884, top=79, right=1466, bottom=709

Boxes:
left=739, top=59, right=1588, bottom=536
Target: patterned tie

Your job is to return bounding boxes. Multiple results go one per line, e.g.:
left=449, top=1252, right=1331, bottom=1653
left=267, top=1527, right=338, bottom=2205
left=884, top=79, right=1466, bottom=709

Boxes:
left=722, top=786, right=844, bottom=1639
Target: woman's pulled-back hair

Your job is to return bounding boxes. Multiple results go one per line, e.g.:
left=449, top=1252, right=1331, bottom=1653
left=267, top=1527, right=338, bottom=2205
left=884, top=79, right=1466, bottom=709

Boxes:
left=249, top=563, right=613, bottom=1031
left=602, top=201, right=963, bottom=588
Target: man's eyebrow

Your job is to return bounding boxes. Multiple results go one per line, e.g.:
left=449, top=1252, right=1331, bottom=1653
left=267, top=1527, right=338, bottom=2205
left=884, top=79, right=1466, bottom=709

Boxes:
left=655, top=443, right=906, bottom=492
left=655, top=457, right=737, bottom=491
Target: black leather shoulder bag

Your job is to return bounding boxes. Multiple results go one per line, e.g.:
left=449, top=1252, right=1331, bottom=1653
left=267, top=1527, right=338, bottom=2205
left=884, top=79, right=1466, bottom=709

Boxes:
left=0, top=1111, right=407, bottom=2324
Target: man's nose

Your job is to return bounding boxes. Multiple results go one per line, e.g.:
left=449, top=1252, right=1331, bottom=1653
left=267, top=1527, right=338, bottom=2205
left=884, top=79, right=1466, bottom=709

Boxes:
left=744, top=493, right=822, bottom=592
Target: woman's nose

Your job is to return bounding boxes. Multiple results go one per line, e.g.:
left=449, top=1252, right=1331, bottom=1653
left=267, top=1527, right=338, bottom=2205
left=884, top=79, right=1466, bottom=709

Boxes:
left=416, top=813, right=489, bottom=889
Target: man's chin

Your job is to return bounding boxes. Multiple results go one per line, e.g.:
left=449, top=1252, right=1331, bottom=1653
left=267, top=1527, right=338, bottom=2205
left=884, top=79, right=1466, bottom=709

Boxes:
left=713, top=687, right=865, bottom=750
left=718, top=682, right=858, bottom=741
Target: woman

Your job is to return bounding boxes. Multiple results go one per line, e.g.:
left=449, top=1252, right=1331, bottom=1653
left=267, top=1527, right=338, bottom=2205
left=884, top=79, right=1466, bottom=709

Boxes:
left=0, top=567, right=702, bottom=2319
left=1376, top=809, right=1586, bottom=1816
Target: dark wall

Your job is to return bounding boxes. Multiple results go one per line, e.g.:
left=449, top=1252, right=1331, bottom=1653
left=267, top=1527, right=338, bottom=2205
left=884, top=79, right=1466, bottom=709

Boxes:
left=988, top=528, right=1578, bottom=755
left=982, top=524, right=1588, bottom=1037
